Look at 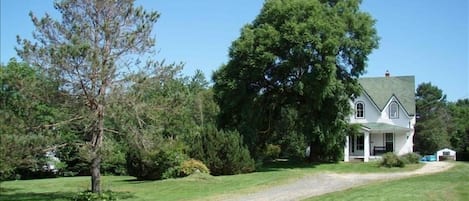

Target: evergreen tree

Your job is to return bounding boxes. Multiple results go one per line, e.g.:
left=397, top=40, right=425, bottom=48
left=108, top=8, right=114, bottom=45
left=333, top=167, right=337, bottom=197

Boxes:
left=414, top=82, right=450, bottom=154
left=17, top=0, right=160, bottom=192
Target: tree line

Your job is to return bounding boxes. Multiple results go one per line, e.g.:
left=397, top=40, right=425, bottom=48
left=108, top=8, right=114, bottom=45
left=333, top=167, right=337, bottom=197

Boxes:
left=414, top=83, right=469, bottom=156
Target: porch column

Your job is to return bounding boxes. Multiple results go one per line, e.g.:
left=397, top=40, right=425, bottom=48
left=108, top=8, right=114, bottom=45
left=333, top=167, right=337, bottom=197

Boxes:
left=344, top=135, right=349, bottom=162
left=364, top=131, right=370, bottom=162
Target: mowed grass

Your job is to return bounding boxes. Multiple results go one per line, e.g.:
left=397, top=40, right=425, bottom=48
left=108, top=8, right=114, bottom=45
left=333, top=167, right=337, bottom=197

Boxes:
left=0, top=161, right=422, bottom=201
left=305, top=162, right=469, bottom=201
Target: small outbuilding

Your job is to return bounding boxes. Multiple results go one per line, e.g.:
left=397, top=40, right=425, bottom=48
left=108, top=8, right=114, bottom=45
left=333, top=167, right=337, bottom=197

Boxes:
left=436, top=148, right=456, bottom=161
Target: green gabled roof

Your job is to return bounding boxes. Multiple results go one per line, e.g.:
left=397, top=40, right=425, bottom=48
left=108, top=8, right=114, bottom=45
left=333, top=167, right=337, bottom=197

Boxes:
left=359, top=76, right=415, bottom=116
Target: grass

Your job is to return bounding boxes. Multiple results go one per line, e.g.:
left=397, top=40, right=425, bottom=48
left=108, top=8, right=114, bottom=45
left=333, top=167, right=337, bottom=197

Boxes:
left=0, top=161, right=423, bottom=201
left=305, top=162, right=469, bottom=201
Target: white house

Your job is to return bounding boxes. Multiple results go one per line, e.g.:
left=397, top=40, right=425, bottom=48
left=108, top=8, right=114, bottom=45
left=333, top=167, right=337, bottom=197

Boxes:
left=344, top=72, right=416, bottom=162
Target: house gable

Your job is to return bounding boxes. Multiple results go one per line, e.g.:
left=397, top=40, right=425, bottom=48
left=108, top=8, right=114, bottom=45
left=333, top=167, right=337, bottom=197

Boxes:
left=351, top=91, right=382, bottom=123
left=358, top=76, right=415, bottom=116
left=382, top=95, right=413, bottom=120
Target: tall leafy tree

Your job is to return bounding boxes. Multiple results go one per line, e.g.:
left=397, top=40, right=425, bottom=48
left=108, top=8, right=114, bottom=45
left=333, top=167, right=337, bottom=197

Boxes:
left=414, top=82, right=450, bottom=154
left=16, top=0, right=160, bottom=192
left=213, top=0, right=378, bottom=161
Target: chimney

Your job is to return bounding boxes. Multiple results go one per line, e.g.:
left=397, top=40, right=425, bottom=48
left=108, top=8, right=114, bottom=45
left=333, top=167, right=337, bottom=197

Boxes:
left=385, top=70, right=390, bottom=78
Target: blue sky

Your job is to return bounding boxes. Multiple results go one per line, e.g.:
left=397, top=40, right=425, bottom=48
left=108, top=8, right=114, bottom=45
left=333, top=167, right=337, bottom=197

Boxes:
left=1, top=0, right=468, bottom=101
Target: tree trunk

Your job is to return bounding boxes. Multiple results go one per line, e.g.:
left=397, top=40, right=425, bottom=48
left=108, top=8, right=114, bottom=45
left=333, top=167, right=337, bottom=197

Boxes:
left=91, top=154, right=101, bottom=193
left=308, top=141, right=320, bottom=162
left=91, top=103, right=104, bottom=193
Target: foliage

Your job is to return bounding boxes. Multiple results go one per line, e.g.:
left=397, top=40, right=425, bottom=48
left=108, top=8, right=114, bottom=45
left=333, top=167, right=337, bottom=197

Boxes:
left=126, top=131, right=188, bottom=180
left=55, top=144, right=90, bottom=177
left=448, top=99, right=469, bottom=153
left=414, top=83, right=451, bottom=154
left=400, top=153, right=421, bottom=164
left=264, top=144, right=282, bottom=161
left=379, top=153, right=405, bottom=168
left=213, top=0, right=379, bottom=162
left=72, top=190, right=118, bottom=201
left=190, top=125, right=255, bottom=175
left=0, top=59, right=66, bottom=180
left=179, top=159, right=210, bottom=176
left=17, top=0, right=162, bottom=192
left=100, top=137, right=127, bottom=175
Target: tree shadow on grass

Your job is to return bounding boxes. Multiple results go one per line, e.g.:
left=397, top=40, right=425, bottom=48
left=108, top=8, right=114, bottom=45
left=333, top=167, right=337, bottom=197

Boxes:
left=0, top=192, right=75, bottom=201
left=0, top=191, right=136, bottom=201
left=0, top=187, right=21, bottom=193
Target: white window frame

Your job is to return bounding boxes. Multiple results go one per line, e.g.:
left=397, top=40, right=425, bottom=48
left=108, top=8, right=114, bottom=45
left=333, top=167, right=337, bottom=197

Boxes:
left=389, top=101, right=399, bottom=119
left=355, top=102, right=365, bottom=119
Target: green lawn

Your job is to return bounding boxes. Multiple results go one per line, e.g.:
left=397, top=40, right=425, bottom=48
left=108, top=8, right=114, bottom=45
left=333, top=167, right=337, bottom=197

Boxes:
left=305, top=162, right=469, bottom=201
left=0, top=161, right=422, bottom=201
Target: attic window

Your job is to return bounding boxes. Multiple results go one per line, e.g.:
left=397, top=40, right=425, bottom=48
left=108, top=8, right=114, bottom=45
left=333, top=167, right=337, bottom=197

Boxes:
left=389, top=101, right=399, bottom=119
left=355, top=102, right=364, bottom=118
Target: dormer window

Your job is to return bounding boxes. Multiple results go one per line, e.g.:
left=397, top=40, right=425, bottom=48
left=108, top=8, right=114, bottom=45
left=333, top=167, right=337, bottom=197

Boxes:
left=389, top=101, right=399, bottom=119
left=355, top=102, right=364, bottom=118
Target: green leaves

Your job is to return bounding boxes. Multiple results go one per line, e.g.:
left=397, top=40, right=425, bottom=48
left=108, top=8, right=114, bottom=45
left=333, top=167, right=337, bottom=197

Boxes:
left=414, top=83, right=450, bottom=154
left=214, top=0, right=378, bottom=162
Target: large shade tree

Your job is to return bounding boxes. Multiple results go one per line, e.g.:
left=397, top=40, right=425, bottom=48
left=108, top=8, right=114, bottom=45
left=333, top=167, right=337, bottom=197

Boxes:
left=213, top=0, right=378, bottom=162
left=17, top=0, right=160, bottom=192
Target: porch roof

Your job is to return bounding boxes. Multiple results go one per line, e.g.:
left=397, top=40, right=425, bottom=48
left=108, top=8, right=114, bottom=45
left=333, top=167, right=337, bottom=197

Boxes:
left=359, top=122, right=411, bottom=133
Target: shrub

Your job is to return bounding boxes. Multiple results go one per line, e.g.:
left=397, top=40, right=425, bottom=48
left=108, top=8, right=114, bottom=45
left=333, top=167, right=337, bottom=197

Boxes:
left=180, top=159, right=210, bottom=176
left=379, top=152, right=405, bottom=168
left=100, top=137, right=127, bottom=175
left=189, top=125, right=255, bottom=175
left=161, top=166, right=181, bottom=179
left=264, top=144, right=281, bottom=161
left=278, top=131, right=307, bottom=161
left=400, top=152, right=421, bottom=164
left=126, top=137, right=188, bottom=180
left=72, top=190, right=118, bottom=201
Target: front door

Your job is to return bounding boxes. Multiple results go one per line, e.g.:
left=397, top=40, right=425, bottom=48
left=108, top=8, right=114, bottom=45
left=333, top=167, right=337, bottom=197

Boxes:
left=385, top=133, right=394, bottom=152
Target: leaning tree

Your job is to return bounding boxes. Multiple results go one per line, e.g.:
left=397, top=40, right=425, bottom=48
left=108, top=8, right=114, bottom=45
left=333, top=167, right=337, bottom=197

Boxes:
left=213, top=0, right=379, bottom=162
left=17, top=0, right=160, bottom=193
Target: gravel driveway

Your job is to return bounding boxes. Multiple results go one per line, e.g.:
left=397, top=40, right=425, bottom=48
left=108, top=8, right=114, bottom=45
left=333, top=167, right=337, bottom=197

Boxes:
left=226, top=162, right=453, bottom=201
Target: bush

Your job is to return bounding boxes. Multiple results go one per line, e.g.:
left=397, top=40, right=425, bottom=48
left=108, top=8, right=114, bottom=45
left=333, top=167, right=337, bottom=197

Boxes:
left=100, top=137, right=127, bottom=176
left=180, top=159, right=210, bottom=176
left=278, top=131, right=307, bottom=161
left=264, top=144, right=281, bottom=161
left=126, top=138, right=188, bottom=180
left=189, top=125, right=255, bottom=175
left=400, top=152, right=421, bottom=164
left=72, top=190, right=118, bottom=201
left=379, top=152, right=405, bottom=168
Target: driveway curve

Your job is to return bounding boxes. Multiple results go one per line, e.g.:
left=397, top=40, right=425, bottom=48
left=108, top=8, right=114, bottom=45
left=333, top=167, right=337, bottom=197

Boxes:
left=226, top=162, right=453, bottom=201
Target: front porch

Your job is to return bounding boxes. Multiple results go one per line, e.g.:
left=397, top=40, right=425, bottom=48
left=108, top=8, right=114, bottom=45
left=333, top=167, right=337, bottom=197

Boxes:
left=344, top=123, right=412, bottom=162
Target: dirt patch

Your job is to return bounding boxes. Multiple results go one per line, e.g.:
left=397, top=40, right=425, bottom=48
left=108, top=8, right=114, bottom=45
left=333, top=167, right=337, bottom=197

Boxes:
left=225, top=162, right=454, bottom=201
